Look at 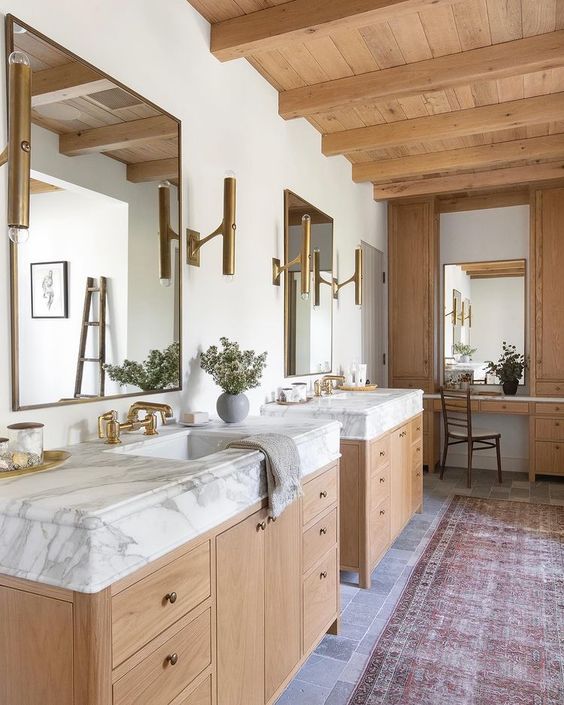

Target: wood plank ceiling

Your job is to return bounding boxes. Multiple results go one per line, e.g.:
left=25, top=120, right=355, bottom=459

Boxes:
left=187, top=0, right=564, bottom=200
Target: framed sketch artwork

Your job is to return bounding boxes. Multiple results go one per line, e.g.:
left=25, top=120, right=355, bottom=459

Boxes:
left=30, top=261, right=69, bottom=319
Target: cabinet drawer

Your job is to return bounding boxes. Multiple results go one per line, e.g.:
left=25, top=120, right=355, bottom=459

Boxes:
left=535, top=441, right=564, bottom=476
left=303, top=466, right=338, bottom=525
left=369, top=497, right=391, bottom=566
left=371, top=436, right=390, bottom=470
left=410, top=416, right=423, bottom=443
left=411, top=440, right=423, bottom=468
left=412, top=466, right=423, bottom=510
left=535, top=418, right=564, bottom=441
left=535, top=403, right=564, bottom=416
left=480, top=400, right=529, bottom=415
left=536, top=381, right=564, bottom=396
left=370, top=463, right=390, bottom=510
left=112, top=541, right=211, bottom=667
left=303, top=549, right=338, bottom=651
left=303, top=509, right=337, bottom=575
left=113, top=608, right=212, bottom=705
left=177, top=676, right=212, bottom=705
left=392, top=378, right=429, bottom=392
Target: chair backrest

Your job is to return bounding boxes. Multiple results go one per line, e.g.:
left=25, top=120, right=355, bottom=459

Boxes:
left=440, top=388, right=473, bottom=439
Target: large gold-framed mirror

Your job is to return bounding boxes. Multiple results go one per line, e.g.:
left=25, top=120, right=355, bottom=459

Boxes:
left=7, top=15, right=182, bottom=410
left=284, top=190, right=333, bottom=377
left=443, top=259, right=527, bottom=387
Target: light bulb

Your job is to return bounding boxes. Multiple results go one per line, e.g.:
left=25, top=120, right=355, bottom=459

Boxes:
left=224, top=170, right=236, bottom=179
left=160, top=278, right=172, bottom=288
left=8, top=226, right=29, bottom=244
left=8, top=51, right=30, bottom=66
left=301, top=292, right=309, bottom=301
left=224, top=273, right=235, bottom=282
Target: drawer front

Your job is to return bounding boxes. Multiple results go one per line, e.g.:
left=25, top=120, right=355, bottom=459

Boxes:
left=480, top=400, right=529, bottom=415
left=411, top=439, right=423, bottom=468
left=535, top=442, right=564, bottom=476
left=536, top=381, right=564, bottom=396
left=370, top=463, right=390, bottom=510
left=371, top=436, right=390, bottom=471
left=535, top=418, right=564, bottom=441
left=369, top=497, right=391, bottom=566
left=112, top=541, right=211, bottom=667
left=303, top=549, right=338, bottom=651
left=303, top=466, right=338, bottom=525
left=178, top=676, right=212, bottom=705
left=303, top=509, right=337, bottom=575
left=412, top=466, right=423, bottom=510
left=535, top=403, right=564, bottom=416
left=410, top=416, right=423, bottom=443
left=391, top=378, right=430, bottom=392
left=113, top=608, right=212, bottom=705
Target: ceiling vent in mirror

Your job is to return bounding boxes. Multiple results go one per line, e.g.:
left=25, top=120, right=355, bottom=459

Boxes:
left=88, top=87, right=143, bottom=110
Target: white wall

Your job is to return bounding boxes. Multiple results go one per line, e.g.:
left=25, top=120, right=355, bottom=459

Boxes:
left=0, top=0, right=385, bottom=447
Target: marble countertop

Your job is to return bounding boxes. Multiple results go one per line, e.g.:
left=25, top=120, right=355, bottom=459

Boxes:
left=261, top=388, right=423, bottom=440
left=0, top=417, right=340, bottom=594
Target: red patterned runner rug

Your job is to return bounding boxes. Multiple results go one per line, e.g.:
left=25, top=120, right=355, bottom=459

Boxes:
left=348, top=495, right=564, bottom=705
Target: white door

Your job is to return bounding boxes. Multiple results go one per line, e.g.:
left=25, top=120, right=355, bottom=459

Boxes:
left=361, top=241, right=385, bottom=386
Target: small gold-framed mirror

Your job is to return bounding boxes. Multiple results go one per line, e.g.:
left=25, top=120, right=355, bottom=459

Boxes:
left=284, top=190, right=333, bottom=377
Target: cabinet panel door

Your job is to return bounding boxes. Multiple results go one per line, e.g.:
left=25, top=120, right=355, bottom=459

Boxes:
left=265, top=500, right=301, bottom=701
left=0, top=587, right=73, bottom=705
left=216, top=509, right=267, bottom=705
left=536, top=187, right=564, bottom=385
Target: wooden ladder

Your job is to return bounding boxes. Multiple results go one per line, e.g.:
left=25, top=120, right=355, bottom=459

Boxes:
left=74, top=276, right=107, bottom=399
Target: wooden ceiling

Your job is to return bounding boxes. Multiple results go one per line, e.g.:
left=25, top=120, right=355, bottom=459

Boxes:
left=12, top=20, right=179, bottom=184
left=188, top=0, right=564, bottom=200
left=461, top=259, right=526, bottom=278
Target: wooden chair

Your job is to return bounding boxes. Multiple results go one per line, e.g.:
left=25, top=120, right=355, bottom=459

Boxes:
left=440, top=389, right=502, bottom=488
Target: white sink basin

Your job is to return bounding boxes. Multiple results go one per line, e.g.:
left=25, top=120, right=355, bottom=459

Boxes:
left=109, top=429, right=246, bottom=462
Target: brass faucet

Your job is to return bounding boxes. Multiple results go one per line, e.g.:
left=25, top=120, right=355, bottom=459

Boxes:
left=98, top=402, right=172, bottom=445
left=314, top=375, right=345, bottom=397
left=127, top=401, right=173, bottom=426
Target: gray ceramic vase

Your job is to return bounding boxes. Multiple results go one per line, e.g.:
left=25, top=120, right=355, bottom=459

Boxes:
left=216, top=392, right=250, bottom=423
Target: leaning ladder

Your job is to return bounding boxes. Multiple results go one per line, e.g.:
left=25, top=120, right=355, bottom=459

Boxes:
left=74, top=276, right=107, bottom=399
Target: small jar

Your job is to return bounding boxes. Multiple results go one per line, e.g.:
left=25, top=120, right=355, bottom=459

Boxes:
left=279, top=388, right=294, bottom=403
left=0, top=438, right=10, bottom=472
left=291, top=382, right=307, bottom=402
left=7, top=422, right=44, bottom=469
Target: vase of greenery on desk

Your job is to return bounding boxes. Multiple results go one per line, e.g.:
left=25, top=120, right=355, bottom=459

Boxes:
left=485, top=342, right=528, bottom=396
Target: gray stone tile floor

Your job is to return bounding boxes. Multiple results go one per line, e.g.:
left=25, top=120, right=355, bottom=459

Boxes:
left=275, top=467, right=564, bottom=705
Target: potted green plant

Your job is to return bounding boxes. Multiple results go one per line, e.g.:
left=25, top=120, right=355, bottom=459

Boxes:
left=200, top=337, right=267, bottom=423
left=452, top=342, right=477, bottom=363
left=104, top=342, right=180, bottom=391
left=485, top=342, right=528, bottom=395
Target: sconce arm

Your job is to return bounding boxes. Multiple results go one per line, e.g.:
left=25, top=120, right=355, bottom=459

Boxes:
left=0, top=146, right=7, bottom=168
left=191, top=222, right=223, bottom=255
left=272, top=251, right=302, bottom=284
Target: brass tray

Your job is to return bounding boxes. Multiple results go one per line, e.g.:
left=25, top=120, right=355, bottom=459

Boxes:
left=339, top=384, right=379, bottom=392
left=0, top=450, right=71, bottom=479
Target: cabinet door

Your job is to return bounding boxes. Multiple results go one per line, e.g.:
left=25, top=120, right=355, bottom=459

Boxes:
left=264, top=501, right=301, bottom=701
left=535, top=187, right=564, bottom=387
left=0, top=587, right=74, bottom=705
left=389, top=200, right=435, bottom=387
left=217, top=509, right=267, bottom=705
left=390, top=426, right=409, bottom=539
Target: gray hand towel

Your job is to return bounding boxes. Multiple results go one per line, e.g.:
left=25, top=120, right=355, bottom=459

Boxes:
left=228, top=433, right=302, bottom=518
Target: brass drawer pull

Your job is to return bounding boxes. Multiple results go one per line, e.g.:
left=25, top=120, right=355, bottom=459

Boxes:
left=320, top=527, right=328, bottom=535
left=379, top=450, right=386, bottom=457
left=380, top=509, right=386, bottom=516
left=416, top=447, right=421, bottom=452
left=167, top=653, right=179, bottom=666
left=416, top=472, right=421, bottom=477
left=416, top=426, right=421, bottom=432
left=320, top=490, right=328, bottom=499
left=257, top=521, right=266, bottom=531
left=320, top=571, right=328, bottom=580
left=557, top=386, right=562, bottom=391
left=268, top=516, right=277, bottom=523
left=555, top=422, right=560, bottom=427
left=165, top=592, right=177, bottom=604
left=379, top=477, right=385, bottom=483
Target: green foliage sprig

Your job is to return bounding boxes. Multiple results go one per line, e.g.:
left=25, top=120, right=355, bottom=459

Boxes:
left=485, top=341, right=528, bottom=383
left=104, top=342, right=180, bottom=391
left=200, top=337, right=267, bottom=395
left=453, top=342, right=477, bottom=357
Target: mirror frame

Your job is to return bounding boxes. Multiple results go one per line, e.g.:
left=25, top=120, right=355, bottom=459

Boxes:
left=283, top=189, right=333, bottom=378
left=442, top=258, right=528, bottom=387
left=6, top=14, right=183, bottom=410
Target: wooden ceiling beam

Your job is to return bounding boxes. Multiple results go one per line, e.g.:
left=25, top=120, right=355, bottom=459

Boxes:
left=280, top=30, right=564, bottom=119
left=374, top=163, right=564, bottom=200
left=32, top=62, right=114, bottom=107
left=59, top=116, right=178, bottom=156
left=210, top=0, right=468, bottom=62
left=353, top=134, right=564, bottom=183
left=323, top=93, right=564, bottom=156
left=126, top=157, right=179, bottom=183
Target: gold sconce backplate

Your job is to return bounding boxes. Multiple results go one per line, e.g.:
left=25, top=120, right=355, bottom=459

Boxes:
left=187, top=229, right=202, bottom=267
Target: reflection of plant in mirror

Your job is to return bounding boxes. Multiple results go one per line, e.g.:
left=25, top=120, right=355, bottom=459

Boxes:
left=452, top=343, right=477, bottom=358
left=200, top=337, right=267, bottom=395
left=104, top=342, right=180, bottom=391
left=485, top=342, right=528, bottom=383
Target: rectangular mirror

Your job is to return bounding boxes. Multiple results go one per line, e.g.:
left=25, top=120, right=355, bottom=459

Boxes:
left=443, top=259, right=526, bottom=387
left=7, top=16, right=181, bottom=410
left=284, top=191, right=333, bottom=377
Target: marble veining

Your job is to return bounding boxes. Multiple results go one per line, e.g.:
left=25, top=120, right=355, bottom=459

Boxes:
left=0, top=417, right=340, bottom=593
left=261, top=389, right=423, bottom=440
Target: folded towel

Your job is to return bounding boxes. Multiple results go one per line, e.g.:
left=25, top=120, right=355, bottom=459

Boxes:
left=228, top=433, right=302, bottom=518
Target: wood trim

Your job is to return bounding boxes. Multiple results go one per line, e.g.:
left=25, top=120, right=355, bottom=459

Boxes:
left=126, top=157, right=179, bottom=183
left=31, top=62, right=114, bottom=106
left=437, top=189, right=530, bottom=213
left=375, top=163, right=564, bottom=200
left=210, top=0, right=468, bottom=61
left=279, top=30, right=564, bottom=119
left=0, top=573, right=74, bottom=602
left=59, top=115, right=179, bottom=156
left=322, top=93, right=564, bottom=156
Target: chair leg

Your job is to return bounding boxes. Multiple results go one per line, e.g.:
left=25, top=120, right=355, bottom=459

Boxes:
left=467, top=440, right=473, bottom=489
left=496, top=437, right=502, bottom=484
left=440, top=440, right=449, bottom=480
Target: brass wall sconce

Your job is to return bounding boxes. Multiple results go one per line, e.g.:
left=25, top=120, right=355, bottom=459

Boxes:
left=158, top=180, right=179, bottom=287
left=333, top=247, right=363, bottom=307
left=445, top=293, right=459, bottom=325
left=273, top=214, right=311, bottom=300
left=313, top=248, right=333, bottom=307
left=461, top=301, right=472, bottom=328
left=1, top=51, right=32, bottom=244
left=187, top=173, right=236, bottom=276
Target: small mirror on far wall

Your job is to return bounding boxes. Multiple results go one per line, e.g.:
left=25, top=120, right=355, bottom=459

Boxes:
left=443, top=259, right=526, bottom=388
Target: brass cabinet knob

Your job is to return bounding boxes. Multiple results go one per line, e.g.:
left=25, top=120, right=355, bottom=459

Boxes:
left=556, top=446, right=561, bottom=451
left=320, top=490, right=328, bottom=499
left=379, top=477, right=385, bottom=483
left=380, top=509, right=386, bottom=516
left=320, top=527, right=328, bottom=535
left=165, top=592, right=177, bottom=604
left=257, top=521, right=266, bottom=531
left=557, top=386, right=562, bottom=391
left=320, top=571, right=328, bottom=580
left=416, top=447, right=421, bottom=452
left=556, top=422, right=560, bottom=427
left=167, top=653, right=179, bottom=666
left=416, top=472, right=421, bottom=477
left=379, top=450, right=386, bottom=457
left=268, top=516, right=277, bottom=523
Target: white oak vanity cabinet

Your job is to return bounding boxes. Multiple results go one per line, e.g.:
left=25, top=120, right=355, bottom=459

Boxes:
left=0, top=462, right=339, bottom=705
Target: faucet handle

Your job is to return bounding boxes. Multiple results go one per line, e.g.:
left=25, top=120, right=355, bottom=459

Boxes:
left=98, top=410, right=118, bottom=439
